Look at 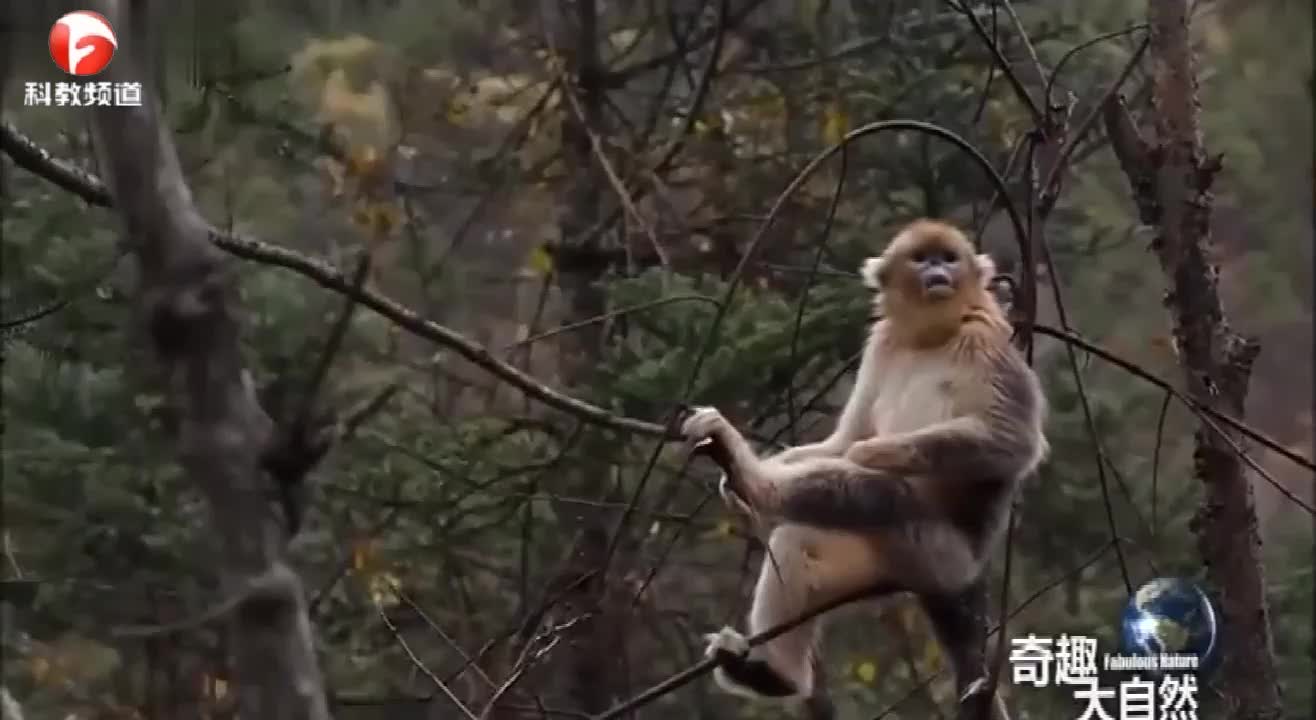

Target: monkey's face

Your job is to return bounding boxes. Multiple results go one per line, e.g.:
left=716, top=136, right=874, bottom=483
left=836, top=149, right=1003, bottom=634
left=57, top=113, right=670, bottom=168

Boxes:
left=905, top=244, right=966, bottom=301
left=860, top=220, right=994, bottom=313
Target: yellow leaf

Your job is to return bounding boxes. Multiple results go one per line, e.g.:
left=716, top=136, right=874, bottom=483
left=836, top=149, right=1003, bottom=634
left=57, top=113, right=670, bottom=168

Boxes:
left=855, top=660, right=877, bottom=685
left=447, top=98, right=471, bottom=125
left=821, top=101, right=849, bottom=147
left=527, top=245, right=554, bottom=276
left=716, top=518, right=734, bottom=537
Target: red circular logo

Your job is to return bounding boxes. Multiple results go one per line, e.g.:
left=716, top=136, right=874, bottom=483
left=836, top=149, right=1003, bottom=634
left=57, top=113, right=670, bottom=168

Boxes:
left=49, top=11, right=118, bottom=76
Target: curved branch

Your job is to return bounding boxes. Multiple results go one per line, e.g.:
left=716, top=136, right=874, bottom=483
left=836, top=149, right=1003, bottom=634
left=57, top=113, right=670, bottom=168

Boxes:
left=755, top=120, right=1036, bottom=347
left=1043, top=24, right=1149, bottom=107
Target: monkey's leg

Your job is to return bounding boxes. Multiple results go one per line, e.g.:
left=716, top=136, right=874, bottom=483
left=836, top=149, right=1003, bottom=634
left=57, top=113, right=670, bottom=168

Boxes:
left=919, top=582, right=1012, bottom=720
left=706, top=525, right=887, bottom=702
left=802, top=653, right=836, bottom=720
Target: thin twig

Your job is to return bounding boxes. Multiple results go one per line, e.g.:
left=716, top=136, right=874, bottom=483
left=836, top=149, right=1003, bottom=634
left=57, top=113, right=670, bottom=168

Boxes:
left=1044, top=24, right=1149, bottom=106
left=397, top=590, right=498, bottom=691
left=998, top=0, right=1049, bottom=97
left=560, top=78, right=669, bottom=267
left=594, top=584, right=892, bottom=720
left=1150, top=389, right=1173, bottom=542
left=786, top=145, right=848, bottom=444
left=1029, top=136, right=1135, bottom=592
left=1039, top=37, right=1151, bottom=213
left=503, top=294, right=722, bottom=352
left=603, top=0, right=768, bottom=85
left=872, top=539, right=1119, bottom=719
left=1030, top=324, right=1316, bottom=513
left=651, top=0, right=730, bottom=176
left=375, top=598, right=480, bottom=720
left=947, top=0, right=1044, bottom=125
left=295, top=251, right=372, bottom=433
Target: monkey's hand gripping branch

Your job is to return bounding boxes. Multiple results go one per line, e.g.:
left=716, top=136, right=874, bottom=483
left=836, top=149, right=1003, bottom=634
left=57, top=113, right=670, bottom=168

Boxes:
left=680, top=406, right=766, bottom=526
left=680, top=406, right=936, bottom=532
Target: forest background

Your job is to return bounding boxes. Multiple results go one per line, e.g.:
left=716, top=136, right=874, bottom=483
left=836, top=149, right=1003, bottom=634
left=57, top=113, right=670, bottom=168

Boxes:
left=1, top=0, right=1312, bottom=718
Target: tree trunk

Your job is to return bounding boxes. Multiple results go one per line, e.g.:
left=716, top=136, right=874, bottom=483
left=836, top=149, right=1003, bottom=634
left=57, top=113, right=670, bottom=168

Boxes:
left=76, top=2, right=330, bottom=718
left=1104, top=1, right=1283, bottom=717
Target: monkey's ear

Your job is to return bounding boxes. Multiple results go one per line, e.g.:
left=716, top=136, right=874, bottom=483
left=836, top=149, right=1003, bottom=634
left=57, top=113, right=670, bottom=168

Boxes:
left=860, top=257, right=885, bottom=290
left=974, top=253, right=997, bottom=287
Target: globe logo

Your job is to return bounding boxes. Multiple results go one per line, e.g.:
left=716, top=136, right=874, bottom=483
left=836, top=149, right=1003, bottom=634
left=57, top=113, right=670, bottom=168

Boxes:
left=1119, top=577, right=1218, bottom=677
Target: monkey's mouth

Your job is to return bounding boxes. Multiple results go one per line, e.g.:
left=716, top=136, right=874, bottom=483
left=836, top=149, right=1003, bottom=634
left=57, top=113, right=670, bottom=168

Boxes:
left=921, top=270, right=955, bottom=299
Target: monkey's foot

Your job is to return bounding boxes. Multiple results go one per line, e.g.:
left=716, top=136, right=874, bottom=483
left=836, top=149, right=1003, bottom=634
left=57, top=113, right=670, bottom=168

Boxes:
left=703, top=626, right=749, bottom=661
left=703, top=627, right=799, bottom=699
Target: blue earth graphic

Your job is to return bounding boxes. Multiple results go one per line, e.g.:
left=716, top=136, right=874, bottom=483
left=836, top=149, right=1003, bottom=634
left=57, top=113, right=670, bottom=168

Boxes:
left=1119, top=577, right=1218, bottom=677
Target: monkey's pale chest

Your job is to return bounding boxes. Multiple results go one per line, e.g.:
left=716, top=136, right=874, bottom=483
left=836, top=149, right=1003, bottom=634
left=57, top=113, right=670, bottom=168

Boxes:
left=868, top=355, right=959, bottom=435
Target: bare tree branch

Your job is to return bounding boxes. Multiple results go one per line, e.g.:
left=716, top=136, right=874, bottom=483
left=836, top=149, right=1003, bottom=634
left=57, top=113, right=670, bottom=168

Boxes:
left=0, top=119, right=677, bottom=441
left=375, top=599, right=481, bottom=720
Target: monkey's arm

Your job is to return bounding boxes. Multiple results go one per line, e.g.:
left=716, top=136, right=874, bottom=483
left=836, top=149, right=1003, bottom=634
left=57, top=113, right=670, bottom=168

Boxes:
left=682, top=407, right=922, bottom=528
left=757, top=354, right=1041, bottom=529
left=843, top=416, right=987, bottom=471
left=845, top=351, right=1045, bottom=480
left=767, top=440, right=847, bottom=467
left=761, top=458, right=929, bottom=530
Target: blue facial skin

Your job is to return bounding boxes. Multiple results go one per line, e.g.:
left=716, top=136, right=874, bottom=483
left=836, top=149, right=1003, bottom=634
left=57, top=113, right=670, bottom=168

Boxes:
left=910, top=247, right=961, bottom=298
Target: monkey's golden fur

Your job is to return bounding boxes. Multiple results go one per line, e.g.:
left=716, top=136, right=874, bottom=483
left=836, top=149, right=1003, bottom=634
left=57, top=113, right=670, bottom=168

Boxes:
left=683, top=219, right=1046, bottom=717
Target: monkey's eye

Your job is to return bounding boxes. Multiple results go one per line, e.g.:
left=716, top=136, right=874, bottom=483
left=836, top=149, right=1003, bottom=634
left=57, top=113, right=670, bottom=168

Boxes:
left=940, top=249, right=959, bottom=264
left=910, top=250, right=928, bottom=263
